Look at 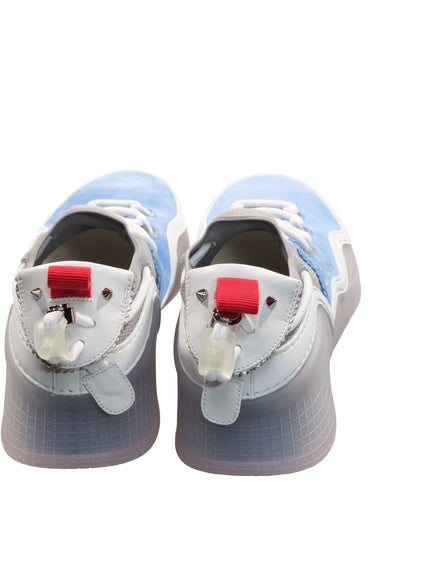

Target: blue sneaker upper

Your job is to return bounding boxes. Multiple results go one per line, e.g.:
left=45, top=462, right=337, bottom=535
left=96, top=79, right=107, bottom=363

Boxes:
left=45, top=171, right=179, bottom=304
left=204, top=175, right=341, bottom=303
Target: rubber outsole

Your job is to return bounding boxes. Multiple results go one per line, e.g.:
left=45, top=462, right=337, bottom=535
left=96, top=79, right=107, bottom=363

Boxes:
left=1, top=302, right=161, bottom=469
left=175, top=243, right=360, bottom=475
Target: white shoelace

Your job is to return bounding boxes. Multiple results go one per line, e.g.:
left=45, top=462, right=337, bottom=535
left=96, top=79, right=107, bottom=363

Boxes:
left=88, top=199, right=158, bottom=252
left=231, top=198, right=312, bottom=253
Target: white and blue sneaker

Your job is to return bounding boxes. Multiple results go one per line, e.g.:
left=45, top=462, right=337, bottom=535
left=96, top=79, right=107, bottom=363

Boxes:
left=175, top=175, right=360, bottom=475
left=2, top=171, right=188, bottom=468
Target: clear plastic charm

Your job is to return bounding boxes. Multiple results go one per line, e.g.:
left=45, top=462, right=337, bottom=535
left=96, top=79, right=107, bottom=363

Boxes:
left=34, top=310, right=77, bottom=362
left=198, top=322, right=237, bottom=382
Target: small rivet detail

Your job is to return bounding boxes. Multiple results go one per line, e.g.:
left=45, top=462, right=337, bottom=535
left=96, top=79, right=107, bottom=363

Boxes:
left=31, top=288, right=43, bottom=300
left=102, top=288, right=113, bottom=300
left=196, top=289, right=208, bottom=302
left=266, top=296, right=277, bottom=308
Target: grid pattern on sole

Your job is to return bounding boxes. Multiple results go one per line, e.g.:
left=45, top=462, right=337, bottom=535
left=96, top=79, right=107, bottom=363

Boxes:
left=1, top=303, right=161, bottom=468
left=2, top=364, right=159, bottom=468
left=176, top=370, right=335, bottom=476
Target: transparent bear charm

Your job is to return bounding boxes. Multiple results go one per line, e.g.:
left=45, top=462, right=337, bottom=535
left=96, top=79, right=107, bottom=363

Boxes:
left=34, top=309, right=77, bottom=362
left=198, top=322, right=237, bottom=382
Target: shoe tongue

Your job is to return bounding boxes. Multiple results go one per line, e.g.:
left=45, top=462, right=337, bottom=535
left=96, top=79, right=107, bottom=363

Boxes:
left=15, top=261, right=134, bottom=368
left=208, top=207, right=285, bottom=239
left=215, top=207, right=279, bottom=225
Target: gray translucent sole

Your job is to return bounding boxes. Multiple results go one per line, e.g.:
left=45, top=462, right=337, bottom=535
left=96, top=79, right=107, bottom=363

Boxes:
left=175, top=244, right=360, bottom=475
left=2, top=303, right=160, bottom=469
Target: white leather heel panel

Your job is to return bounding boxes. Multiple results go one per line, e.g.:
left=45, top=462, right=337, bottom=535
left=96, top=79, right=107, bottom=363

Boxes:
left=248, top=291, right=331, bottom=398
left=184, top=264, right=301, bottom=374
left=8, top=277, right=158, bottom=396
left=15, top=261, right=134, bottom=368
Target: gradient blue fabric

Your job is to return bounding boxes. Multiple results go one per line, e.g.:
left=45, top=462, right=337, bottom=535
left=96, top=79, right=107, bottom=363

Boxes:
left=45, top=171, right=178, bottom=303
left=205, top=175, right=340, bottom=303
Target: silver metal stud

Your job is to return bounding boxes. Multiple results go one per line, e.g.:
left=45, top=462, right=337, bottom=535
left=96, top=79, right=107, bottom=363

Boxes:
left=266, top=296, right=277, bottom=308
left=31, top=288, right=42, bottom=300
left=213, top=309, right=242, bottom=325
left=102, top=288, right=113, bottom=300
left=48, top=303, right=75, bottom=324
left=196, top=289, right=208, bottom=302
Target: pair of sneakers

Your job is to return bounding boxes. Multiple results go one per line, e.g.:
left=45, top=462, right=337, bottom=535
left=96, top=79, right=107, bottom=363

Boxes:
left=1, top=171, right=360, bottom=475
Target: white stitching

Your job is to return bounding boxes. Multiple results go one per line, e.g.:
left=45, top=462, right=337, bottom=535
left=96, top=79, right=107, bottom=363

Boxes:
left=233, top=283, right=301, bottom=372
left=183, top=272, right=302, bottom=373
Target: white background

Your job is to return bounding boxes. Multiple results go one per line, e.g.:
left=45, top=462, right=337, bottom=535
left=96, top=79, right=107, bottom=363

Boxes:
left=0, top=1, right=428, bottom=579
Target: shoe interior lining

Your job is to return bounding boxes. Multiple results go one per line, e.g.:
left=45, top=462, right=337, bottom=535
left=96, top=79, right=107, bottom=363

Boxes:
left=190, top=220, right=289, bottom=276
left=210, top=230, right=289, bottom=275
left=34, top=212, right=134, bottom=269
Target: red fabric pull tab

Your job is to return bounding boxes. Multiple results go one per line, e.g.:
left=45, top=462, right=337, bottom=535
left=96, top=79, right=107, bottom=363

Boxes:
left=215, top=278, right=259, bottom=315
left=48, top=266, right=92, bottom=298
